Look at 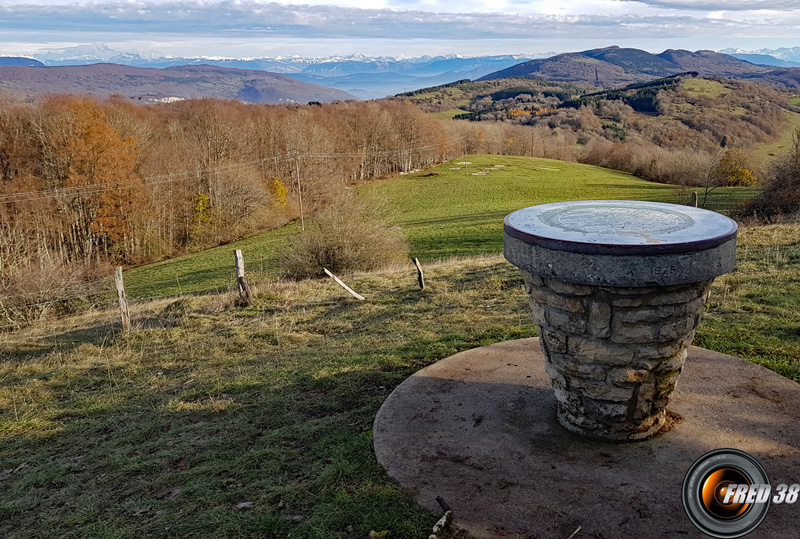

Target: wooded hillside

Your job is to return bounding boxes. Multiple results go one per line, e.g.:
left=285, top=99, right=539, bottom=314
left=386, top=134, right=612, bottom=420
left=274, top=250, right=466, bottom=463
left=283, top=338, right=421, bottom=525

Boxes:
left=0, top=95, right=456, bottom=301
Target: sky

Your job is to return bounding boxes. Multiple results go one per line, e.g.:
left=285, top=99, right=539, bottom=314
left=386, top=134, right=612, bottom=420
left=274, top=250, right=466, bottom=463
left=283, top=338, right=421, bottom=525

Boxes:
left=1, top=0, right=800, bottom=59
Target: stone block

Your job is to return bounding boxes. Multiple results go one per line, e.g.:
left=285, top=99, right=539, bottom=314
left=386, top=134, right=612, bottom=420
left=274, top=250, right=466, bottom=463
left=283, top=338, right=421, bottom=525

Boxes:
left=546, top=308, right=587, bottom=335
left=632, top=383, right=655, bottom=419
left=654, top=349, right=688, bottom=375
left=655, top=371, right=682, bottom=392
left=562, top=364, right=607, bottom=381
left=610, top=296, right=652, bottom=307
left=616, top=304, right=682, bottom=324
left=657, top=316, right=695, bottom=343
left=546, top=354, right=606, bottom=381
left=609, top=367, right=650, bottom=384
left=521, top=270, right=544, bottom=290
left=546, top=364, right=567, bottom=387
left=570, top=379, right=635, bottom=402
left=611, top=319, right=655, bottom=344
left=568, top=336, right=635, bottom=365
left=540, top=329, right=568, bottom=354
left=635, top=335, right=693, bottom=359
left=583, top=398, right=629, bottom=419
left=527, top=300, right=547, bottom=325
left=648, top=281, right=711, bottom=306
left=587, top=301, right=611, bottom=338
left=558, top=408, right=605, bottom=433
left=527, top=286, right=585, bottom=314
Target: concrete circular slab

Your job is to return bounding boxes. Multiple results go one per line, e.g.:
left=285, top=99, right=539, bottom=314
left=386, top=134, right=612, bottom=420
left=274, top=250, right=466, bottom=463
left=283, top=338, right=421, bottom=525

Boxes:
left=373, top=338, right=800, bottom=538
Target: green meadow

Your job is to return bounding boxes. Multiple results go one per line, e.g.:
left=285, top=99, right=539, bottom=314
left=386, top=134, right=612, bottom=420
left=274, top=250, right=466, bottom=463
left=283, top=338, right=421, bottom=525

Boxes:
left=2, top=155, right=797, bottom=539
left=123, top=155, right=755, bottom=299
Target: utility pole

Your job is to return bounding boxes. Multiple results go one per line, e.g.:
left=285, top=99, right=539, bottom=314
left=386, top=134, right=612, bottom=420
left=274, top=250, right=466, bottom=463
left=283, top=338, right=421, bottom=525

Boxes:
left=291, top=149, right=304, bottom=232
left=463, top=140, right=468, bottom=176
left=530, top=130, right=534, bottom=157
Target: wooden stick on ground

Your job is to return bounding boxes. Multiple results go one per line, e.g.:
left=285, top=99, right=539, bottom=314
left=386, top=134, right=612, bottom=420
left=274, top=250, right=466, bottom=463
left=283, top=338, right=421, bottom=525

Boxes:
left=323, top=268, right=365, bottom=300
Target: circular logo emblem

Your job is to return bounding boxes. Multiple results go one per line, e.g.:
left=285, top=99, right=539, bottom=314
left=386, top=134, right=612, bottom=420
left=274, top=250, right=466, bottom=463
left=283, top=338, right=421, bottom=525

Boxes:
left=682, top=449, right=771, bottom=538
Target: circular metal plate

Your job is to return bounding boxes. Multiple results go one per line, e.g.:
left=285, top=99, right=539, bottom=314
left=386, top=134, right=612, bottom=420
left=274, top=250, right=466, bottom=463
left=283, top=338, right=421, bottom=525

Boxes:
left=504, top=200, right=738, bottom=255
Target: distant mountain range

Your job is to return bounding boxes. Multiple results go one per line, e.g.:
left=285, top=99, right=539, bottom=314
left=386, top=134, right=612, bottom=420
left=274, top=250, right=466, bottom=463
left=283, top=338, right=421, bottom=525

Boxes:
left=478, top=46, right=772, bottom=86
left=721, top=47, right=800, bottom=67
left=4, top=44, right=800, bottom=103
left=0, top=56, right=45, bottom=67
left=0, top=64, right=356, bottom=104
left=10, top=44, right=539, bottom=99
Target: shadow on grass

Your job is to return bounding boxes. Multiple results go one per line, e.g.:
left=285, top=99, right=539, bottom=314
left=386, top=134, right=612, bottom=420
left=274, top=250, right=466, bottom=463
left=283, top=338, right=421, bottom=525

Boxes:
left=0, top=356, right=449, bottom=537
left=1, top=321, right=121, bottom=362
left=398, top=209, right=508, bottom=229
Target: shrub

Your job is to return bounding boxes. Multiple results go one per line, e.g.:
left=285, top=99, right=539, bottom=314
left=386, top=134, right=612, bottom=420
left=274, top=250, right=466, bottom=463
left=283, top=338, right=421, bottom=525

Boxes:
left=747, top=129, right=800, bottom=219
left=284, top=192, right=409, bottom=279
left=0, top=261, right=97, bottom=328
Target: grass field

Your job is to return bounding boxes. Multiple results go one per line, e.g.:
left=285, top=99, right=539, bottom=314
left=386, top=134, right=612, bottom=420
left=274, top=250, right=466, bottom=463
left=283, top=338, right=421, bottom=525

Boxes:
left=752, top=109, right=800, bottom=161
left=123, top=155, right=755, bottom=299
left=0, top=257, right=538, bottom=538
left=698, top=223, right=800, bottom=381
left=681, top=78, right=731, bottom=98
left=1, top=220, right=798, bottom=537
left=429, top=109, right=464, bottom=120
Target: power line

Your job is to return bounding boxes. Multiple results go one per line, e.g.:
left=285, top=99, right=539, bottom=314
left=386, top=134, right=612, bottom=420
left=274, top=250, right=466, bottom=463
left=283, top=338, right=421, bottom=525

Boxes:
left=0, top=143, right=454, bottom=205
left=2, top=278, right=115, bottom=299
left=0, top=139, right=466, bottom=318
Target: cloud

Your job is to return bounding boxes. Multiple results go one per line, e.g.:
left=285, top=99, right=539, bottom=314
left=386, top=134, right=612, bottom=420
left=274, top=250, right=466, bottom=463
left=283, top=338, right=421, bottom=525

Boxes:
left=1, top=0, right=795, bottom=39
left=1, top=0, right=799, bottom=58
left=628, top=0, right=800, bottom=11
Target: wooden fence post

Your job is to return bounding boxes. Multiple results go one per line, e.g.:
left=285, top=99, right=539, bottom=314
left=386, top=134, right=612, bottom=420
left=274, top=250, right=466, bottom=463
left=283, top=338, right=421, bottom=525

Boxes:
left=234, top=249, right=252, bottom=305
left=323, top=268, right=365, bottom=300
left=413, top=257, right=425, bottom=290
left=691, top=191, right=698, bottom=208
left=115, top=266, right=131, bottom=332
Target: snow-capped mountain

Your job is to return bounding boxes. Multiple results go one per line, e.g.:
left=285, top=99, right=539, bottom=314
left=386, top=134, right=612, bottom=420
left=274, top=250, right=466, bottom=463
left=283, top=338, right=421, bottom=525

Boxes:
left=25, top=46, right=542, bottom=98
left=719, top=47, right=800, bottom=67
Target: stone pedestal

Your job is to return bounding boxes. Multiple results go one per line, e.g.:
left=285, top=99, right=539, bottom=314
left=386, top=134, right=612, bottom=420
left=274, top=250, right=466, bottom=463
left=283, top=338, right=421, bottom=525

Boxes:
left=523, top=271, right=711, bottom=440
left=504, top=200, right=737, bottom=441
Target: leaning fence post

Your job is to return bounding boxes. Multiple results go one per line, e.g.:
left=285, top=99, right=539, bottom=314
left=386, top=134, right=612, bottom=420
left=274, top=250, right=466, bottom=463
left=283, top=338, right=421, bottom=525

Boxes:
left=115, top=266, right=131, bottom=332
left=323, top=268, right=365, bottom=300
left=413, top=257, right=425, bottom=289
left=233, top=249, right=252, bottom=305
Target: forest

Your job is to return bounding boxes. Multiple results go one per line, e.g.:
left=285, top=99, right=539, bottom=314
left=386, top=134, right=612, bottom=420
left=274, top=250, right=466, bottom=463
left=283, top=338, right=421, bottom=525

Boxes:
left=0, top=96, right=467, bottom=299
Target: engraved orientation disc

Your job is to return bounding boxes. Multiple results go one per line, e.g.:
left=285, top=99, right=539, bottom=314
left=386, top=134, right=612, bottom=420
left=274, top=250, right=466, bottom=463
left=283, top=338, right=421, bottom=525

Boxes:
left=504, top=200, right=738, bottom=255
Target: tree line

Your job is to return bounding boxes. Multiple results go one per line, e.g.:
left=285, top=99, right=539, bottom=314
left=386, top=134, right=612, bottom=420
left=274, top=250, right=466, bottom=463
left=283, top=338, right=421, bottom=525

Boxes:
left=0, top=95, right=458, bottom=302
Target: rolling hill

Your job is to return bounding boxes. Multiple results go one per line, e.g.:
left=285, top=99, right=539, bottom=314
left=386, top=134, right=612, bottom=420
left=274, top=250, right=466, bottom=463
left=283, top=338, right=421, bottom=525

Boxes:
left=479, top=46, right=769, bottom=87
left=729, top=54, right=800, bottom=68
left=0, top=56, right=44, bottom=67
left=657, top=49, right=770, bottom=76
left=0, top=63, right=357, bottom=103
left=745, top=68, right=800, bottom=89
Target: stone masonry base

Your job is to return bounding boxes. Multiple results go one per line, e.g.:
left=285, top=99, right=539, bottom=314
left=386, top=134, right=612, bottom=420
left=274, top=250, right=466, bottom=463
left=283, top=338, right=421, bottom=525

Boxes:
left=522, top=271, right=712, bottom=441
